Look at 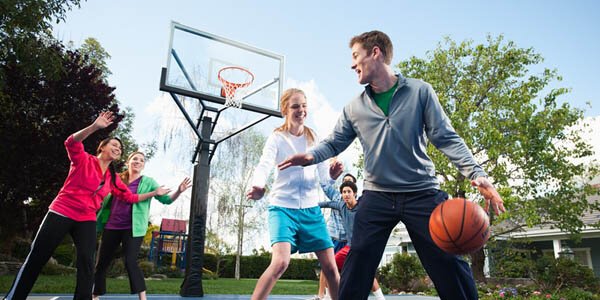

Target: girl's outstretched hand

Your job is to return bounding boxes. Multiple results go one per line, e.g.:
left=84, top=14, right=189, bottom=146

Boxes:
left=178, top=177, right=192, bottom=193
left=246, top=186, right=265, bottom=200
left=155, top=185, right=172, bottom=196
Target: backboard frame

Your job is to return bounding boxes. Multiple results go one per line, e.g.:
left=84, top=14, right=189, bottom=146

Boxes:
left=162, top=21, right=284, bottom=117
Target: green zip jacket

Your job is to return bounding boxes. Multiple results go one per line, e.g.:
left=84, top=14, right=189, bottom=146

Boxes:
left=97, top=175, right=174, bottom=237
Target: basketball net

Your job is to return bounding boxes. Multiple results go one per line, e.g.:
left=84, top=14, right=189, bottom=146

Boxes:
left=218, top=66, right=254, bottom=108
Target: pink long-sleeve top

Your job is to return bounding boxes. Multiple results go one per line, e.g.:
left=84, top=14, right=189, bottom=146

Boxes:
left=48, top=135, right=139, bottom=221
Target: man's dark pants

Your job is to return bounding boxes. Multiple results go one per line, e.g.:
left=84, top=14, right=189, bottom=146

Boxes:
left=339, top=189, right=478, bottom=300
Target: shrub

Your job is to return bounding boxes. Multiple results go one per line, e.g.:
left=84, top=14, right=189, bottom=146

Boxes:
left=377, top=253, right=426, bottom=293
left=138, top=246, right=150, bottom=260
left=53, top=243, right=75, bottom=266
left=203, top=254, right=317, bottom=279
left=283, top=258, right=318, bottom=280
left=491, top=249, right=534, bottom=278
left=107, top=259, right=126, bottom=278
left=202, top=268, right=218, bottom=280
left=480, top=286, right=600, bottom=300
left=557, top=287, right=599, bottom=300
left=41, top=260, right=76, bottom=275
left=532, top=256, right=600, bottom=293
left=238, top=255, right=270, bottom=278
left=11, top=237, right=32, bottom=260
left=138, top=260, right=155, bottom=276
left=156, top=266, right=185, bottom=278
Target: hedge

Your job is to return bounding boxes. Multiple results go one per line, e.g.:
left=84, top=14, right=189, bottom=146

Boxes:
left=203, top=253, right=318, bottom=280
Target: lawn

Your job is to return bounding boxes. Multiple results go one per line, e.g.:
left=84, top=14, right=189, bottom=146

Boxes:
left=0, top=275, right=318, bottom=295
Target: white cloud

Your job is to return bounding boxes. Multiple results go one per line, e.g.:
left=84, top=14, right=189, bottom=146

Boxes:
left=579, top=116, right=600, bottom=159
left=566, top=115, right=600, bottom=184
left=142, top=78, right=365, bottom=252
left=286, top=78, right=363, bottom=181
left=562, top=115, right=600, bottom=163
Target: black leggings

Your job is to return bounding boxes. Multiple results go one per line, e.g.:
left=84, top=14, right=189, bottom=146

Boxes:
left=4, top=211, right=97, bottom=300
left=93, top=229, right=145, bottom=295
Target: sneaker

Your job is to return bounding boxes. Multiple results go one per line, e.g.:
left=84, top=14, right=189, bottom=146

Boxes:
left=305, top=296, right=321, bottom=300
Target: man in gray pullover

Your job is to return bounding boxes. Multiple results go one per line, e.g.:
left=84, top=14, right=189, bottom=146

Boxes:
left=278, top=30, right=506, bottom=300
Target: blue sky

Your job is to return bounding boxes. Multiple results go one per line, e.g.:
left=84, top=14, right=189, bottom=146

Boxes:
left=53, top=0, right=600, bottom=118
left=52, top=0, right=600, bottom=242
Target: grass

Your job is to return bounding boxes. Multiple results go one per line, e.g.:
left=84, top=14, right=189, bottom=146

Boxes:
left=0, top=275, right=318, bottom=295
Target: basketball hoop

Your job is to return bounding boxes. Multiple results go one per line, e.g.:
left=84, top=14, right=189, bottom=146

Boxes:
left=218, top=66, right=254, bottom=108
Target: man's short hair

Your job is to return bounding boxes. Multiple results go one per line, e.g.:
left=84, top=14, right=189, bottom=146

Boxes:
left=342, top=173, right=357, bottom=183
left=349, top=30, right=393, bottom=65
left=339, top=181, right=358, bottom=194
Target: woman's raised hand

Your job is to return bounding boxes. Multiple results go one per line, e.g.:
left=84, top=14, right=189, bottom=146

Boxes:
left=93, top=111, right=116, bottom=129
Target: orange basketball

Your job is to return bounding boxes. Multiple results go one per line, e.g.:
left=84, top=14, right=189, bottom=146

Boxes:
left=429, top=198, right=490, bottom=255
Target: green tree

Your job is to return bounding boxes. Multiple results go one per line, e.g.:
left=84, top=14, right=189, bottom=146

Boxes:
left=0, top=42, right=123, bottom=254
left=356, top=35, right=599, bottom=281
left=0, top=0, right=82, bottom=87
left=78, top=37, right=112, bottom=80
left=209, top=128, right=269, bottom=280
left=77, top=38, right=156, bottom=163
left=0, top=12, right=150, bottom=255
left=205, top=229, right=234, bottom=278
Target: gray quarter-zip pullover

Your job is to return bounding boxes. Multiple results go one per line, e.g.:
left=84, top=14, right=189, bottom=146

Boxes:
left=309, top=74, right=486, bottom=192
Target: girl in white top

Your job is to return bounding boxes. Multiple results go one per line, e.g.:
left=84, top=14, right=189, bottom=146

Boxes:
left=247, top=88, right=340, bottom=300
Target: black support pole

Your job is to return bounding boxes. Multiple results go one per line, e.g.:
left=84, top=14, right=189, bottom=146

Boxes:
left=179, top=116, right=212, bottom=296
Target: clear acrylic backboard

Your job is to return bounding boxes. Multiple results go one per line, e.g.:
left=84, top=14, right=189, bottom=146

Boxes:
left=162, top=21, right=284, bottom=116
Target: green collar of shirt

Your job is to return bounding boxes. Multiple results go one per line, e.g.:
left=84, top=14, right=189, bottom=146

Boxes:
left=372, top=78, right=399, bottom=116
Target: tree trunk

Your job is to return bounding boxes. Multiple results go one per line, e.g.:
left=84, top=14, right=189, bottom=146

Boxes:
left=216, top=255, right=221, bottom=278
left=235, top=200, right=244, bottom=280
left=470, top=248, right=487, bottom=283
left=235, top=152, right=250, bottom=280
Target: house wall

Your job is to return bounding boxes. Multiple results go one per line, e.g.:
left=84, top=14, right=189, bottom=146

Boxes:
left=566, top=237, right=600, bottom=277
left=380, top=244, right=403, bottom=267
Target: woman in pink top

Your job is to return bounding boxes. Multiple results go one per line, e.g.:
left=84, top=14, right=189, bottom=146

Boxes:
left=3, top=111, right=171, bottom=300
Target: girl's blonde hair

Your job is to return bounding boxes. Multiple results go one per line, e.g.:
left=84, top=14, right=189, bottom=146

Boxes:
left=120, top=151, right=145, bottom=184
left=275, top=88, right=316, bottom=145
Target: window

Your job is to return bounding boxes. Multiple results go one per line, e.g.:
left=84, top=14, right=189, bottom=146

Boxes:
left=541, top=248, right=592, bottom=269
left=573, top=248, right=593, bottom=269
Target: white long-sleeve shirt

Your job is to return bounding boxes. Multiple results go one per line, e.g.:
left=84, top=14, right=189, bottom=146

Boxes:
left=251, top=130, right=333, bottom=209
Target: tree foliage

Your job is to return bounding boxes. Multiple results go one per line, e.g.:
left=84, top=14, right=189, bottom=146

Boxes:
left=76, top=38, right=155, bottom=163
left=0, top=0, right=82, bottom=86
left=355, top=35, right=599, bottom=281
left=0, top=42, right=123, bottom=253
left=208, top=127, right=269, bottom=279
left=0, top=0, right=154, bottom=255
left=77, top=37, right=112, bottom=80
left=396, top=35, right=599, bottom=233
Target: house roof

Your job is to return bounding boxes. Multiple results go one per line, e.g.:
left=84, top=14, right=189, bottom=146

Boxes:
left=498, top=194, right=600, bottom=241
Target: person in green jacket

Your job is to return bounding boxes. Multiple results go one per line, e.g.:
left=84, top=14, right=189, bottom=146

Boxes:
left=93, top=151, right=191, bottom=300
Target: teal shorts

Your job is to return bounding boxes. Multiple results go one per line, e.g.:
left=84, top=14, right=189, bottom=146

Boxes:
left=268, top=205, right=333, bottom=254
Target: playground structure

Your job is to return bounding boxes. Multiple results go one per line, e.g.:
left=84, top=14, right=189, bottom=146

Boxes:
left=148, top=218, right=188, bottom=270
